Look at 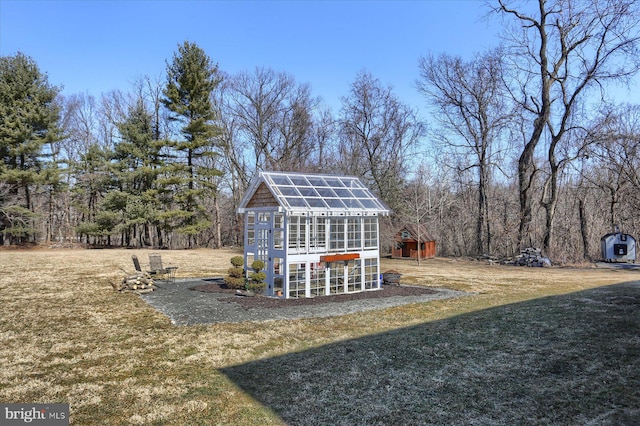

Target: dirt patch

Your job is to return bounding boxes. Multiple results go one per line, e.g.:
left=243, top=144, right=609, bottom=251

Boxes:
left=191, top=282, right=437, bottom=309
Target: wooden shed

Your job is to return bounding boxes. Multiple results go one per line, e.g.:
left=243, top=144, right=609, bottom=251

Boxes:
left=237, top=171, right=391, bottom=298
left=391, top=224, right=436, bottom=259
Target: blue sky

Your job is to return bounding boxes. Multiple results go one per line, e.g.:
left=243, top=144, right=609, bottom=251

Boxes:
left=1, top=0, right=499, bottom=114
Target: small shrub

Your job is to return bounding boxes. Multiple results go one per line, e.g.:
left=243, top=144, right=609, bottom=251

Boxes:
left=224, top=257, right=246, bottom=289
left=247, top=260, right=267, bottom=294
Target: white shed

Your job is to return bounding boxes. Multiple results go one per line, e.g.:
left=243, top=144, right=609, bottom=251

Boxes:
left=237, top=171, right=391, bottom=298
left=601, top=228, right=636, bottom=263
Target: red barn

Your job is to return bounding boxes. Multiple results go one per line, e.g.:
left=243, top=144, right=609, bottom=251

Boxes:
left=391, top=224, right=436, bottom=259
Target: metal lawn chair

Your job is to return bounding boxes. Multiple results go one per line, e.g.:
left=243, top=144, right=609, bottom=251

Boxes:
left=148, top=253, right=178, bottom=283
left=132, top=255, right=143, bottom=274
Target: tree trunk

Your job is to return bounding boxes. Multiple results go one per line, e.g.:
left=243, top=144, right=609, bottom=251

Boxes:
left=541, top=155, right=559, bottom=256
left=579, top=198, right=591, bottom=261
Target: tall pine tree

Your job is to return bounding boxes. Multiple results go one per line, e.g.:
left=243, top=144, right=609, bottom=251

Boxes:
left=0, top=52, right=61, bottom=244
left=111, top=97, right=165, bottom=247
left=162, top=41, right=222, bottom=247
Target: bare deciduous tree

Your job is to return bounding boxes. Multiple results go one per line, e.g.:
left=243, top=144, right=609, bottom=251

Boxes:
left=418, top=49, right=513, bottom=255
left=225, top=67, right=320, bottom=177
left=585, top=104, right=640, bottom=228
left=338, top=70, right=425, bottom=212
left=495, top=0, right=640, bottom=253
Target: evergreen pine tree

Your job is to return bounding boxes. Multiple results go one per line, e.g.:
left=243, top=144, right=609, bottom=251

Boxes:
left=162, top=41, right=223, bottom=247
left=112, top=98, right=165, bottom=247
left=0, top=52, right=62, bottom=244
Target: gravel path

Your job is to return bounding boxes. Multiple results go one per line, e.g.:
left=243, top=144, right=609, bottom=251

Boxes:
left=140, top=278, right=467, bottom=325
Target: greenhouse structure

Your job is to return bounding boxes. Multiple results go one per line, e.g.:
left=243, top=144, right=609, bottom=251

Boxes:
left=237, top=171, right=391, bottom=298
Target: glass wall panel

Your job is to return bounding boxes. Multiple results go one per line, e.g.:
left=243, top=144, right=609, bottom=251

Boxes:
left=274, top=230, right=284, bottom=249
left=274, top=213, right=284, bottom=250
left=256, top=228, right=269, bottom=263
left=329, top=219, right=345, bottom=251
left=247, top=213, right=255, bottom=246
left=347, top=260, right=362, bottom=292
left=329, top=264, right=343, bottom=294
left=273, top=257, right=284, bottom=296
left=310, top=262, right=326, bottom=296
left=347, top=218, right=362, bottom=249
left=245, top=253, right=255, bottom=279
left=310, top=217, right=326, bottom=251
left=364, top=217, right=377, bottom=249
left=289, top=263, right=306, bottom=298
left=288, top=216, right=307, bottom=253
left=364, top=258, right=378, bottom=289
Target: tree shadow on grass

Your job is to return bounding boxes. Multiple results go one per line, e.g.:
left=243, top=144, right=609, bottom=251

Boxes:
left=221, top=282, right=640, bottom=425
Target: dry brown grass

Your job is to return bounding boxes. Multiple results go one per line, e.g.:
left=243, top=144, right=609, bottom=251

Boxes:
left=1, top=248, right=638, bottom=424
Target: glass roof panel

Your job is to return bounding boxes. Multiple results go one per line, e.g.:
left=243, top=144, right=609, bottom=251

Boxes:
left=279, top=186, right=300, bottom=196
left=241, top=172, right=390, bottom=215
left=333, top=188, right=352, bottom=198
left=299, top=187, right=319, bottom=197
left=316, top=187, right=337, bottom=198
left=359, top=199, right=379, bottom=209
left=285, top=197, right=308, bottom=208
left=347, top=179, right=365, bottom=188
left=289, top=175, right=309, bottom=186
left=351, top=189, right=368, bottom=198
left=325, top=198, right=346, bottom=208
left=270, top=175, right=291, bottom=185
left=324, top=177, right=344, bottom=187
left=306, top=176, right=326, bottom=187
left=343, top=198, right=363, bottom=209
left=307, top=198, right=328, bottom=208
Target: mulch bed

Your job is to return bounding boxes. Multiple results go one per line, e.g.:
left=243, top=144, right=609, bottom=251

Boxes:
left=190, top=280, right=437, bottom=309
left=190, top=280, right=238, bottom=294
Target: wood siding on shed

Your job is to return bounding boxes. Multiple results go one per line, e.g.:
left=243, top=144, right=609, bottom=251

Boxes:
left=246, top=183, right=279, bottom=208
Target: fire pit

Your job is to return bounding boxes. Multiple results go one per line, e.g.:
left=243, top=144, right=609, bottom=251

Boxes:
left=382, top=270, right=402, bottom=286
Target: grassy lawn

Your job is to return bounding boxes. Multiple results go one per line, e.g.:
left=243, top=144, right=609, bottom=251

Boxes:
left=1, top=248, right=639, bottom=424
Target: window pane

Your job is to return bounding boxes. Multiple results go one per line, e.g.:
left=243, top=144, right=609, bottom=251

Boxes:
left=274, top=229, right=284, bottom=249
left=348, top=218, right=362, bottom=249
left=274, top=213, right=284, bottom=229
left=330, top=219, right=345, bottom=251
left=310, top=217, right=326, bottom=249
left=289, top=263, right=306, bottom=298
left=364, top=258, right=379, bottom=289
